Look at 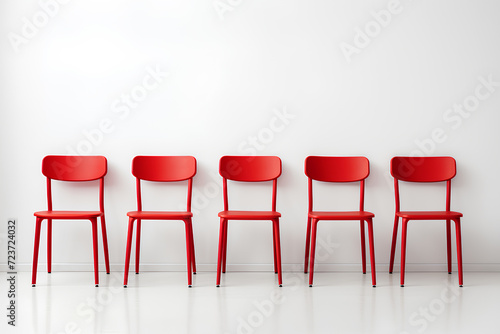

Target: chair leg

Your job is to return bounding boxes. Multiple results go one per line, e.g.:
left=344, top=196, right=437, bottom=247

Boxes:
left=123, top=217, right=135, bottom=287
left=400, top=218, right=409, bottom=287
left=90, top=218, right=99, bottom=287
left=184, top=219, right=193, bottom=287
left=188, top=222, right=196, bottom=274
left=135, top=219, right=142, bottom=274
left=304, top=217, right=312, bottom=273
left=389, top=215, right=399, bottom=274
left=32, top=218, right=43, bottom=287
left=453, top=218, right=464, bottom=287
left=100, top=215, right=111, bottom=274
left=366, top=218, right=376, bottom=287
left=216, top=218, right=226, bottom=287
left=308, top=219, right=319, bottom=287
left=446, top=219, right=452, bottom=274
left=47, top=219, right=52, bottom=274
left=272, top=222, right=278, bottom=274
left=222, top=219, right=228, bottom=274
left=273, top=219, right=283, bottom=287
left=360, top=219, right=366, bottom=274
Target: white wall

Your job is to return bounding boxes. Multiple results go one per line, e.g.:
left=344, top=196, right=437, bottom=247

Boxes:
left=1, top=0, right=500, bottom=273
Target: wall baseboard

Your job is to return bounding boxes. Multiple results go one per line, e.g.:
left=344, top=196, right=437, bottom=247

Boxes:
left=2, top=263, right=499, bottom=272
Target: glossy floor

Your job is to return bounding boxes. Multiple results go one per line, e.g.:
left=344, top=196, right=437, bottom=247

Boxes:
left=2, top=271, right=498, bottom=334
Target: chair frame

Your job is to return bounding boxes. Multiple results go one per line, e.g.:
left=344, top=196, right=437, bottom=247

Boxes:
left=123, top=156, right=197, bottom=287
left=216, top=156, right=283, bottom=287
left=388, top=156, right=464, bottom=287
left=304, top=156, right=376, bottom=287
left=32, top=155, right=110, bottom=287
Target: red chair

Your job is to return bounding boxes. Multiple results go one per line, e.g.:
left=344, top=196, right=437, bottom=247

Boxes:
left=304, top=156, right=376, bottom=287
left=216, top=156, right=283, bottom=287
left=123, top=156, right=197, bottom=287
left=389, top=156, right=463, bottom=287
left=32, top=155, right=110, bottom=287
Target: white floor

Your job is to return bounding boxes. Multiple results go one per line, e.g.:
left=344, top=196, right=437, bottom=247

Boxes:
left=2, top=271, right=499, bottom=334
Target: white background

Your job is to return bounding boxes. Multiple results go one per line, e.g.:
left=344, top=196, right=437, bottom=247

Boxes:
left=1, top=0, right=500, bottom=273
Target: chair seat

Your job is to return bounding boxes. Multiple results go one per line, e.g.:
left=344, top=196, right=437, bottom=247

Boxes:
left=397, top=211, right=463, bottom=219
left=218, top=210, right=281, bottom=220
left=34, top=210, right=103, bottom=219
left=309, top=211, right=374, bottom=220
left=127, top=211, right=193, bottom=219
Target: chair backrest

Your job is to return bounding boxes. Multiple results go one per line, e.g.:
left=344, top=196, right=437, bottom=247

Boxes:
left=305, top=156, right=369, bottom=212
left=390, top=156, right=457, bottom=212
left=42, top=155, right=107, bottom=181
left=391, top=156, right=456, bottom=182
left=305, top=156, right=369, bottom=182
left=219, top=156, right=282, bottom=211
left=41, top=155, right=107, bottom=211
left=132, top=156, right=197, bottom=212
left=132, top=156, right=196, bottom=181
left=219, top=156, right=281, bottom=182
